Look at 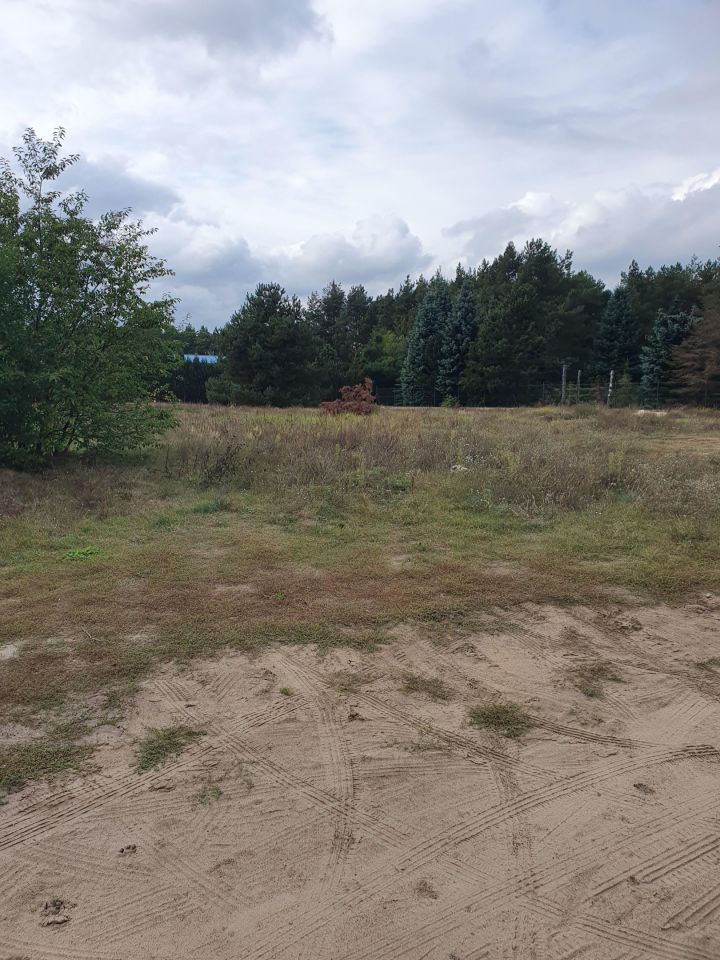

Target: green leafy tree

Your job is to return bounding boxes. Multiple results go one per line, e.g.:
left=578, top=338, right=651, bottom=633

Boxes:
left=437, top=280, right=477, bottom=400
left=400, top=277, right=451, bottom=405
left=222, top=283, right=327, bottom=405
left=0, top=128, right=178, bottom=467
left=640, top=305, right=694, bottom=406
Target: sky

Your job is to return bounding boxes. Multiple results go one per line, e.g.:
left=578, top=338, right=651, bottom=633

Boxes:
left=2, top=0, right=719, bottom=328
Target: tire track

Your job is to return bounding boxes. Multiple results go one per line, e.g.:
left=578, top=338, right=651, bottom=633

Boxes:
left=274, top=654, right=358, bottom=960
left=0, top=741, right=218, bottom=852
left=239, top=746, right=713, bottom=960
left=386, top=632, right=679, bottom=751
left=663, top=878, right=720, bottom=930
left=592, top=833, right=720, bottom=897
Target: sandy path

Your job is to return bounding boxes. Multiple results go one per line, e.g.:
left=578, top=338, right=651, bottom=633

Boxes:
left=2, top=602, right=720, bottom=959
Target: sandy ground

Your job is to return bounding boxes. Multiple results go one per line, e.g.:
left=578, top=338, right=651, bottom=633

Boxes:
left=2, top=602, right=720, bottom=959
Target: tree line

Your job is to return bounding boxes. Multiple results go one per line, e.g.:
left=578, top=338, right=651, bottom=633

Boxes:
left=178, top=241, right=720, bottom=408
left=2, top=128, right=719, bottom=468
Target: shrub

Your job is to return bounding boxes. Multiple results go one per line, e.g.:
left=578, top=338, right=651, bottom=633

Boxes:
left=320, top=379, right=377, bottom=416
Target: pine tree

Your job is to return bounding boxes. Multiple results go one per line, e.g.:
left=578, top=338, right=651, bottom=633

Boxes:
left=594, top=288, right=639, bottom=382
left=462, top=284, right=544, bottom=405
left=669, top=305, right=720, bottom=405
left=437, top=280, right=477, bottom=400
left=640, top=305, right=693, bottom=406
left=400, top=279, right=451, bottom=405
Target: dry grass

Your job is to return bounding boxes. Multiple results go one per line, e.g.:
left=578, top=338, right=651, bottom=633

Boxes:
left=573, top=661, right=623, bottom=699
left=2, top=403, right=720, bottom=787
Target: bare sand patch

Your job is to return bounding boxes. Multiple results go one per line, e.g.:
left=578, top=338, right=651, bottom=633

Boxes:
left=2, top=603, right=720, bottom=958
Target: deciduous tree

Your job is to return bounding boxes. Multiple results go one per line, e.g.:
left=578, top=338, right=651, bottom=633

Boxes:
left=0, top=128, right=178, bottom=467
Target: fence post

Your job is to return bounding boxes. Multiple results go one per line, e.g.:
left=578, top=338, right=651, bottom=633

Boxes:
left=561, top=363, right=567, bottom=404
left=607, top=369, right=614, bottom=406
left=576, top=369, right=582, bottom=404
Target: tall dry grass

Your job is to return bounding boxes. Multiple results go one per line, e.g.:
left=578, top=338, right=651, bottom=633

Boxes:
left=159, top=405, right=720, bottom=519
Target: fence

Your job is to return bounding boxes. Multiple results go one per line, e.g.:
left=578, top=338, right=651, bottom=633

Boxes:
left=374, top=376, right=609, bottom=407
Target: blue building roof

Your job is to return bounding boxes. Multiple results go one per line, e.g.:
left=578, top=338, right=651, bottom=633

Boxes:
left=184, top=354, right=219, bottom=364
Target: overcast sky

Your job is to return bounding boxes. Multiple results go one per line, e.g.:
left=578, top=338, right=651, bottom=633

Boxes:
left=2, top=0, right=719, bottom=327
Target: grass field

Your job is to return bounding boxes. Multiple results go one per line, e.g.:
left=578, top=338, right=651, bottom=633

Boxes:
left=2, top=403, right=720, bottom=789
left=2, top=404, right=720, bottom=957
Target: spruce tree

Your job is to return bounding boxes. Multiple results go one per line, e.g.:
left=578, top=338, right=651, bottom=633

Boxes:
left=437, top=280, right=477, bottom=400
left=594, top=288, right=639, bottom=382
left=400, top=279, right=451, bottom=405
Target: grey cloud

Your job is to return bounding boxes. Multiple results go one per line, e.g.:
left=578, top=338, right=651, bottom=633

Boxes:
left=65, top=159, right=182, bottom=218
left=91, top=0, right=324, bottom=54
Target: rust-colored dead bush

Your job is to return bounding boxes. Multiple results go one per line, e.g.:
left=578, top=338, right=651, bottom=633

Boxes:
left=320, top=379, right=377, bottom=416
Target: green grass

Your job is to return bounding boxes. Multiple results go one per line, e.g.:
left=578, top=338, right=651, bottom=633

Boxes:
left=401, top=671, right=454, bottom=702
left=0, top=728, right=92, bottom=796
left=279, top=686, right=293, bottom=697
left=469, top=702, right=534, bottom=739
left=133, top=725, right=204, bottom=772
left=62, top=546, right=100, bottom=561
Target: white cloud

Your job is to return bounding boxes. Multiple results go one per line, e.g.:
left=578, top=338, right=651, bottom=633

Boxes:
left=1, top=0, right=718, bottom=325
left=445, top=174, right=720, bottom=284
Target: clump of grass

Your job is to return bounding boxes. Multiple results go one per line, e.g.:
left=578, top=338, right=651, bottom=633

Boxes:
left=695, top=656, right=720, bottom=672
left=196, top=782, right=223, bottom=805
left=0, top=731, right=92, bottom=796
left=328, top=670, right=374, bottom=694
left=412, top=722, right=448, bottom=753
left=279, top=686, right=293, bottom=697
left=469, top=702, right=534, bottom=738
left=402, top=671, right=454, bottom=702
left=133, top=725, right=204, bottom=772
left=574, top=661, right=622, bottom=698
left=191, top=497, right=230, bottom=514
left=62, top=546, right=100, bottom=561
